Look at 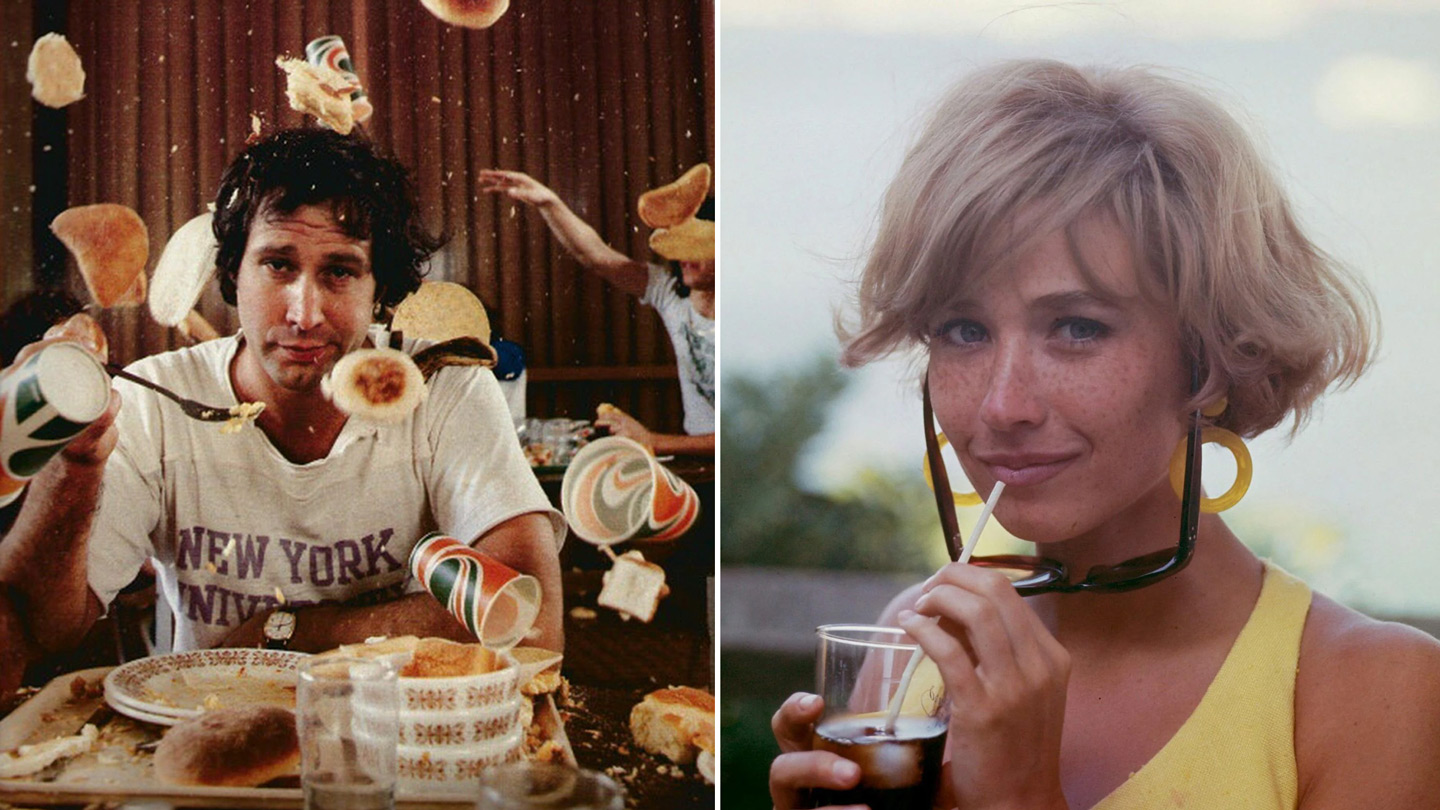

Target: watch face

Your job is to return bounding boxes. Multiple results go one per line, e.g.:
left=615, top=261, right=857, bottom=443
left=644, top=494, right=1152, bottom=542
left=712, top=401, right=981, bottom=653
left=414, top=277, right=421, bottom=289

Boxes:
left=265, top=610, right=296, bottom=640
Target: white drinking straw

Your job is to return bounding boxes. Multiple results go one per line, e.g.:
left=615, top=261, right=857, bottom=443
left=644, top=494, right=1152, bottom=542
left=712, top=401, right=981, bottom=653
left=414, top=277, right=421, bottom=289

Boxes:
left=885, top=481, right=1006, bottom=733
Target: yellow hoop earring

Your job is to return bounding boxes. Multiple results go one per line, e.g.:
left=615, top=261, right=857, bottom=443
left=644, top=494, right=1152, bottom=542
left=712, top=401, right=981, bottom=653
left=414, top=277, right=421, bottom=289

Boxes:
left=1169, top=426, right=1252, bottom=512
left=923, top=432, right=982, bottom=507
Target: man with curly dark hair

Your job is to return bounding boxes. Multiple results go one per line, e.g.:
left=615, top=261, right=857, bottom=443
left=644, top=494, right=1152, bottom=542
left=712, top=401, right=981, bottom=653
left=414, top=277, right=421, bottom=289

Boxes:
left=0, top=128, right=565, bottom=655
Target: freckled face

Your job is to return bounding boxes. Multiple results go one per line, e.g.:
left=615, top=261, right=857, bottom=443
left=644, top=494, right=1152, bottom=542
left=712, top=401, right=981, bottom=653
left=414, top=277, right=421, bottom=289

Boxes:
left=234, top=203, right=375, bottom=395
left=926, top=216, right=1189, bottom=544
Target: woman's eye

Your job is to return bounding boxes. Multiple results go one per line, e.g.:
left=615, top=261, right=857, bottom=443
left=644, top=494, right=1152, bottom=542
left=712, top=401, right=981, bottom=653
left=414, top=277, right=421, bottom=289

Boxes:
left=1055, top=317, right=1108, bottom=343
left=938, top=319, right=988, bottom=346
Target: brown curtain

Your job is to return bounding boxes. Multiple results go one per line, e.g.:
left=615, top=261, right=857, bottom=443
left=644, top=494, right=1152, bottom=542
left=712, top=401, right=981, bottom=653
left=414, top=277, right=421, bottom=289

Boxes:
left=4, top=0, right=713, bottom=432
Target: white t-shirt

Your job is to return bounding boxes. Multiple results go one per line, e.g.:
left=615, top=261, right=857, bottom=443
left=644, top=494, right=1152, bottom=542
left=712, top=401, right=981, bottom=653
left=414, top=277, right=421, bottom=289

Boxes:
left=642, top=266, right=715, bottom=435
left=88, top=333, right=565, bottom=651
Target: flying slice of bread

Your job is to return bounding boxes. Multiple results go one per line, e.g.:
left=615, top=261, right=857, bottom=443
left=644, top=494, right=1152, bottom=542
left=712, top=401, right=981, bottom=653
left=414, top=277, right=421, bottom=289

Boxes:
left=629, top=686, right=714, bottom=765
left=420, top=0, right=511, bottom=29
left=638, top=164, right=711, bottom=229
left=50, top=204, right=150, bottom=308
left=597, top=550, right=670, bottom=623
left=648, top=217, right=714, bottom=263
left=275, top=57, right=356, bottom=135
left=149, top=212, right=217, bottom=327
left=27, top=33, right=85, bottom=108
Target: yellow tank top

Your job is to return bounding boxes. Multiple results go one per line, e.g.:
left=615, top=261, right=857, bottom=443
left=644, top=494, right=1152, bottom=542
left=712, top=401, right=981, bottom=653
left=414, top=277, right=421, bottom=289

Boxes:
left=909, top=563, right=1312, bottom=809
left=1091, top=563, right=1311, bottom=809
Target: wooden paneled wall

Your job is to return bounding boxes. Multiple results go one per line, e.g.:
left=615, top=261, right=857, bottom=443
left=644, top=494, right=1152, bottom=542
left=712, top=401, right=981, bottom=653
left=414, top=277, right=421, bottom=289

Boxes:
left=4, top=0, right=713, bottom=432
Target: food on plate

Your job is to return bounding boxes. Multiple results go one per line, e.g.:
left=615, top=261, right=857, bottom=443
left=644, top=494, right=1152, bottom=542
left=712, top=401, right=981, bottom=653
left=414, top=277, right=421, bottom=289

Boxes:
left=320, top=634, right=422, bottom=662
left=148, top=212, right=217, bottom=328
left=153, top=705, right=299, bottom=787
left=629, top=686, right=714, bottom=765
left=43, top=312, right=108, bottom=363
left=511, top=646, right=563, bottom=696
left=0, top=723, right=98, bottom=778
left=275, top=56, right=357, bottom=135
left=647, top=216, right=715, bottom=263
left=638, top=164, right=711, bottom=229
left=597, top=550, right=670, bottom=623
left=26, top=33, right=85, bottom=108
left=697, top=746, right=715, bottom=784
left=399, top=637, right=500, bottom=678
left=50, top=203, right=150, bottom=308
left=322, top=347, right=426, bottom=423
left=420, top=0, right=511, bottom=30
left=219, top=401, right=266, bottom=435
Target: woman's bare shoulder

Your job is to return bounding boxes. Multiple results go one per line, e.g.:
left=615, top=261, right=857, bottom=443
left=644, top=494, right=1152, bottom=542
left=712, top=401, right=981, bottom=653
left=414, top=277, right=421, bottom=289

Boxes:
left=1295, top=592, right=1440, bottom=806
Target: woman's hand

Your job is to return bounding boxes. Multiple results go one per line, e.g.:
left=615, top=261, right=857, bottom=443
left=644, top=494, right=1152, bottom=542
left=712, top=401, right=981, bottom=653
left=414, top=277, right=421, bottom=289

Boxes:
left=476, top=169, right=561, bottom=209
left=899, top=563, right=1071, bottom=810
left=769, top=692, right=866, bottom=810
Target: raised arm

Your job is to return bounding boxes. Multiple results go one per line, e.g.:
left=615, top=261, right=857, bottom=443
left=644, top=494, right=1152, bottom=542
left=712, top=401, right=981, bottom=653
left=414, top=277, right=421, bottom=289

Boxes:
left=477, top=169, right=650, bottom=296
left=0, top=388, right=119, bottom=653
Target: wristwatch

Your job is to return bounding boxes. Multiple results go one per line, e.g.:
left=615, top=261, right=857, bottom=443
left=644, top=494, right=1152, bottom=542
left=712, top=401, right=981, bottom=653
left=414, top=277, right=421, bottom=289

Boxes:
left=262, top=609, right=296, bottom=650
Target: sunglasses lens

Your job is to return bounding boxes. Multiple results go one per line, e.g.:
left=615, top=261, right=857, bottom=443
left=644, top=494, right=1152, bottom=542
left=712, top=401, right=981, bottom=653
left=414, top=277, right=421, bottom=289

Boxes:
left=1082, top=548, right=1176, bottom=586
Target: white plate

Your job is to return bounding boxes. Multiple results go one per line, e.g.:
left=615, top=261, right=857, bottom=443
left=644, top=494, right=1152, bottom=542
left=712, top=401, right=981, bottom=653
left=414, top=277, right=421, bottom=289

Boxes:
left=103, top=649, right=307, bottom=721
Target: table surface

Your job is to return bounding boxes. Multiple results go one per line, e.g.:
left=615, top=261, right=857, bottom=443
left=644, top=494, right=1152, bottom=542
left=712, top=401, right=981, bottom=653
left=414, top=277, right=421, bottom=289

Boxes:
left=0, top=568, right=715, bottom=809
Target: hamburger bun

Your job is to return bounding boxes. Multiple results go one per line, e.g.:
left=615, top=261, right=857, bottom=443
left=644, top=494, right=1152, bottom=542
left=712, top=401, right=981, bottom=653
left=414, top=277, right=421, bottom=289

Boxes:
left=390, top=281, right=494, bottom=346
left=148, top=212, right=217, bottom=328
left=153, top=705, right=299, bottom=787
left=420, top=0, right=511, bottom=30
left=275, top=57, right=356, bottom=135
left=629, top=686, right=714, bottom=765
left=50, top=204, right=150, bottom=309
left=638, top=164, right=711, bottom=229
left=27, top=33, right=85, bottom=109
left=321, top=347, right=427, bottom=423
left=647, top=217, right=714, bottom=263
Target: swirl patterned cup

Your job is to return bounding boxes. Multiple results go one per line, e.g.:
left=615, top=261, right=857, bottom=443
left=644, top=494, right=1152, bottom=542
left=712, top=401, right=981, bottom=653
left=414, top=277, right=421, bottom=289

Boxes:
left=0, top=342, right=110, bottom=507
left=409, top=534, right=541, bottom=650
left=559, top=436, right=701, bottom=546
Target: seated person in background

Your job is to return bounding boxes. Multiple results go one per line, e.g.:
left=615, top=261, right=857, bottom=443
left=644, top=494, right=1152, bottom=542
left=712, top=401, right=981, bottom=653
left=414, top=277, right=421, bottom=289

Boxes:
left=0, top=128, right=566, bottom=655
left=478, top=169, right=714, bottom=456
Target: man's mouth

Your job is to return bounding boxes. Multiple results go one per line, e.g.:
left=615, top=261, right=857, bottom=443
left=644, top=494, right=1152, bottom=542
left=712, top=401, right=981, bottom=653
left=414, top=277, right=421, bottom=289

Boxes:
left=276, top=343, right=332, bottom=365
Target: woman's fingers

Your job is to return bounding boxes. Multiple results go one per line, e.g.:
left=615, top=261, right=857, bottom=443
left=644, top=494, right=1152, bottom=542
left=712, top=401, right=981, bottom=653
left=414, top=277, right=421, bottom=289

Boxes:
left=912, top=583, right=1023, bottom=683
left=922, top=564, right=1052, bottom=681
left=769, top=751, right=862, bottom=810
left=771, top=692, right=824, bottom=753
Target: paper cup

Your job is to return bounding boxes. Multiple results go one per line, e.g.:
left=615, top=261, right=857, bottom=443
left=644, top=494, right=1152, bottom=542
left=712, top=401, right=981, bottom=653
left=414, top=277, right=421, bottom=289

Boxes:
left=560, top=436, right=701, bottom=546
left=0, top=342, right=110, bottom=507
left=409, top=534, right=541, bottom=650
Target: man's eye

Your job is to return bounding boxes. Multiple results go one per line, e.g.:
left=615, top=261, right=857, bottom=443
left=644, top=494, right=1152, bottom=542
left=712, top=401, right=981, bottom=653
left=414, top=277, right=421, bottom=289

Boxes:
left=938, top=319, right=988, bottom=345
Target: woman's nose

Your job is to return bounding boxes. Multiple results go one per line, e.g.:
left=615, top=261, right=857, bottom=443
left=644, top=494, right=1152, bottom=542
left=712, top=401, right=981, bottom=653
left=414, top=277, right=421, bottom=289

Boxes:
left=978, top=343, right=1046, bottom=430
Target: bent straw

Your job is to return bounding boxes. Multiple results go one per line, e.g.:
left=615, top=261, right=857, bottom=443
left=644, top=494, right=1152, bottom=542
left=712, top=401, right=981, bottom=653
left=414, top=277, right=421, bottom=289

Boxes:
left=885, top=481, right=1006, bottom=733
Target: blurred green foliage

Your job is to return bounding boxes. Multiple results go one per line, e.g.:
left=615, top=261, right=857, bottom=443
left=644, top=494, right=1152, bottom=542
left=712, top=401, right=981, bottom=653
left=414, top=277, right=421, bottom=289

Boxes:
left=720, top=355, right=949, bottom=573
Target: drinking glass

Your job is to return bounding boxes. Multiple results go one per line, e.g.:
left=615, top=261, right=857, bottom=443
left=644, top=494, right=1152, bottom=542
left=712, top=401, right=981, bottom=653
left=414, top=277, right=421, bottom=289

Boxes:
left=298, top=656, right=400, bottom=810
left=809, top=624, right=949, bottom=810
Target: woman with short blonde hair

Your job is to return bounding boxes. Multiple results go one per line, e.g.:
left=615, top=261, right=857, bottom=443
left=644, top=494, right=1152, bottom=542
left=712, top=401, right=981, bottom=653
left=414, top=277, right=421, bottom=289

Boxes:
left=770, top=60, right=1439, bottom=810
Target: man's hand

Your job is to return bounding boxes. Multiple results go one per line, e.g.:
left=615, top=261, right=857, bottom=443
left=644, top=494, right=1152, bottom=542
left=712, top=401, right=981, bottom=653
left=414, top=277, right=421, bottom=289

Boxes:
left=477, top=170, right=561, bottom=209
left=595, top=404, right=655, bottom=452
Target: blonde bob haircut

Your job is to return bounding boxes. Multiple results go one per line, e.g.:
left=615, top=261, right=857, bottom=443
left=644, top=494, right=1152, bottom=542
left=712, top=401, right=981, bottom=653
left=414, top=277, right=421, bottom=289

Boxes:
left=842, top=60, right=1377, bottom=438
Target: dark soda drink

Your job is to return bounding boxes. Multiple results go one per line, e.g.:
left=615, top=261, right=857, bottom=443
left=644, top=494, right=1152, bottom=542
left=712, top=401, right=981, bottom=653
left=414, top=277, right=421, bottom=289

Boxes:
left=809, top=714, right=947, bottom=810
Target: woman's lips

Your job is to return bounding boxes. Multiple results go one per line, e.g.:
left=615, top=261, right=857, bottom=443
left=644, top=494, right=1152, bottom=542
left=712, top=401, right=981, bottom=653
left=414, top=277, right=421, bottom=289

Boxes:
left=980, top=456, right=1077, bottom=487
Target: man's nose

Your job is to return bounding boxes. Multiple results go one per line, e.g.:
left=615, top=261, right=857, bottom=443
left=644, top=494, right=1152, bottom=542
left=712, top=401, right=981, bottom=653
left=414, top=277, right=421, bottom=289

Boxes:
left=285, top=275, right=325, bottom=331
left=978, top=341, right=1046, bottom=430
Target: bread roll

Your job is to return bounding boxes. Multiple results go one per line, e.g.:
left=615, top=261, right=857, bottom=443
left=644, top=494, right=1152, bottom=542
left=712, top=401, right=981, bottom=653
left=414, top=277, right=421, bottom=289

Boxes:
left=638, top=164, right=711, bottom=229
left=321, top=348, right=426, bottom=423
left=647, top=217, right=714, bottom=263
left=420, top=0, right=511, bottom=30
left=153, top=705, right=299, bottom=787
left=50, top=204, right=149, bottom=308
left=43, top=313, right=108, bottom=363
left=148, top=212, right=217, bottom=328
left=27, top=33, right=85, bottom=108
left=275, top=57, right=356, bottom=135
left=628, top=686, right=714, bottom=765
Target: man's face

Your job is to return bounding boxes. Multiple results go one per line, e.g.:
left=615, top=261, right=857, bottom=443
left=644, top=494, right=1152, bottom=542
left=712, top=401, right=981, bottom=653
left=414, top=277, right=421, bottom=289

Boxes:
left=681, top=260, right=715, bottom=292
left=234, top=203, right=375, bottom=394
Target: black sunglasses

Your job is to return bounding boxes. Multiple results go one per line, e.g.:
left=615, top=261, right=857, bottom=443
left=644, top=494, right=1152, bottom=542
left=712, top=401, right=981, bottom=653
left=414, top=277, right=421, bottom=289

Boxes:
left=922, top=368, right=1202, bottom=595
